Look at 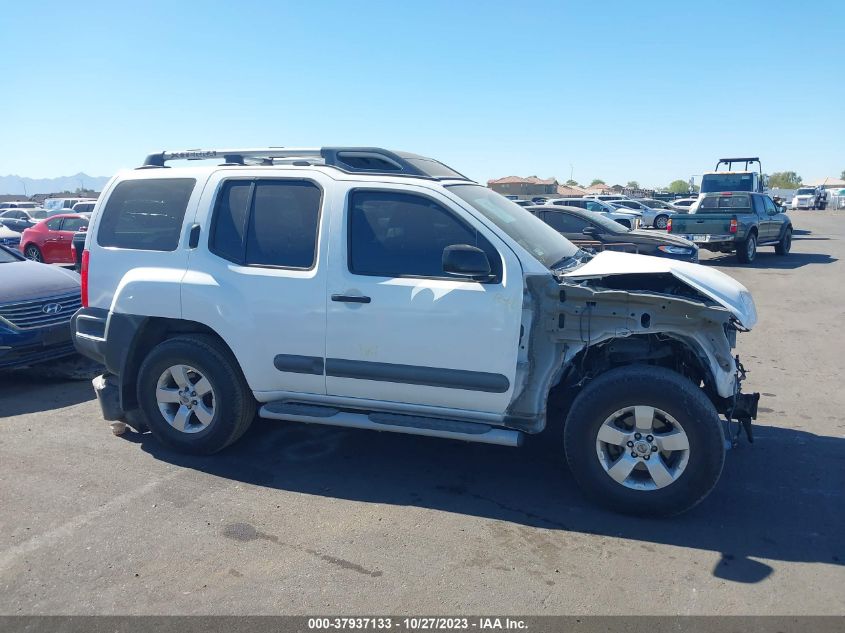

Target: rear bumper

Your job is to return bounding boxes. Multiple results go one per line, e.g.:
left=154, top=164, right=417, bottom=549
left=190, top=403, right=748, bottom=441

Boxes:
left=71, top=307, right=109, bottom=366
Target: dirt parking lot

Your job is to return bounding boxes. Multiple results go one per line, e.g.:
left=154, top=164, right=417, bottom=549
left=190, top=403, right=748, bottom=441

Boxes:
left=1, top=212, right=843, bottom=616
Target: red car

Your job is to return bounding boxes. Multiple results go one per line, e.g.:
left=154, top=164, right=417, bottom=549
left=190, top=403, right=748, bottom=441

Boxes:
left=19, top=213, right=89, bottom=264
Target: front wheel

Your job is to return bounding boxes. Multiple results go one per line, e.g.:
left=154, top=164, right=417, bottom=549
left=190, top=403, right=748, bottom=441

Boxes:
left=563, top=365, right=725, bottom=517
left=136, top=335, right=255, bottom=454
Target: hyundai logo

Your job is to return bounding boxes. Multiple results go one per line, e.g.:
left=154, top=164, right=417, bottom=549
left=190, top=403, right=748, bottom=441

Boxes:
left=42, top=303, right=63, bottom=315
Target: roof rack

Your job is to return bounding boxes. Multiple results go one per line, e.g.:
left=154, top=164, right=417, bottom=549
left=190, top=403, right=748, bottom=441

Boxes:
left=140, top=147, right=472, bottom=181
left=715, top=157, right=761, bottom=172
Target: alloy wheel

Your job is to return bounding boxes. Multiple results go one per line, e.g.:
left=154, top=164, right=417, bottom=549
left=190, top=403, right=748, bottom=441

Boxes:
left=155, top=364, right=216, bottom=433
left=595, top=405, right=690, bottom=491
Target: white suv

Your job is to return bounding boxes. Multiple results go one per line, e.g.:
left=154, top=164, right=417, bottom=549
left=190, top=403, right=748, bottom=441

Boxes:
left=72, top=147, right=761, bottom=516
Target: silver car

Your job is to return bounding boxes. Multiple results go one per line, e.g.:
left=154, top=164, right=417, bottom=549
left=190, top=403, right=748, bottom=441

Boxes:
left=611, top=199, right=675, bottom=229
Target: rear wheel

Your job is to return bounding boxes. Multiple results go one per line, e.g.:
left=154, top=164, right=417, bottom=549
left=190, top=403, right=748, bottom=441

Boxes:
left=563, top=365, right=725, bottom=517
left=136, top=335, right=255, bottom=454
left=24, top=245, right=43, bottom=262
left=775, top=227, right=792, bottom=255
left=737, top=231, right=757, bottom=263
left=654, top=215, right=669, bottom=230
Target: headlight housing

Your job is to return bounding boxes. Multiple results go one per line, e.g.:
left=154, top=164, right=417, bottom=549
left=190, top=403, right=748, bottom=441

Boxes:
left=657, top=244, right=694, bottom=254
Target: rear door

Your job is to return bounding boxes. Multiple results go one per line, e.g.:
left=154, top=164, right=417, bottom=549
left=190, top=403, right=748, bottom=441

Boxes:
left=324, top=184, right=523, bottom=414
left=182, top=170, right=331, bottom=396
left=56, top=216, right=87, bottom=263
left=540, top=209, right=593, bottom=245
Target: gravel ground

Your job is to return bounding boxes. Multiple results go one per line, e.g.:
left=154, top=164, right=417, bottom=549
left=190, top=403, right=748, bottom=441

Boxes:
left=0, top=211, right=843, bottom=615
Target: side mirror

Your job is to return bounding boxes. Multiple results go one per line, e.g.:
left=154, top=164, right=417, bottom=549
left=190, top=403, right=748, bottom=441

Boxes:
left=442, top=244, right=492, bottom=279
left=582, top=226, right=599, bottom=237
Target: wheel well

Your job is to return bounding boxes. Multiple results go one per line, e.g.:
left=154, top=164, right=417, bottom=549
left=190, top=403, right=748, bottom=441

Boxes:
left=120, top=317, right=244, bottom=410
left=550, top=334, right=713, bottom=418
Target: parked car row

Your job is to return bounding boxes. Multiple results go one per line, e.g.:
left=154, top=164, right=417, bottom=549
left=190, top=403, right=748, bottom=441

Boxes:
left=527, top=205, right=699, bottom=262
left=0, top=201, right=94, bottom=267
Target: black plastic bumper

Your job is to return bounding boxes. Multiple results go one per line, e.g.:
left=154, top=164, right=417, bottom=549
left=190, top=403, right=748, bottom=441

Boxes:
left=70, top=307, right=109, bottom=366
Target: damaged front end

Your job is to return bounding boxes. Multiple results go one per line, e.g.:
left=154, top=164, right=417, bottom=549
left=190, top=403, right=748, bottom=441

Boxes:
left=505, top=251, right=761, bottom=445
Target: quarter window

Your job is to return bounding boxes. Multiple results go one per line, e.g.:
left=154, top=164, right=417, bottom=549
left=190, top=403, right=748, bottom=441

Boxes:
left=97, top=178, right=196, bottom=251
left=348, top=190, right=500, bottom=280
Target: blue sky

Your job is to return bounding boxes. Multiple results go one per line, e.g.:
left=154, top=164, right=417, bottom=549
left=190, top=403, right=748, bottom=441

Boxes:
left=2, top=0, right=843, bottom=188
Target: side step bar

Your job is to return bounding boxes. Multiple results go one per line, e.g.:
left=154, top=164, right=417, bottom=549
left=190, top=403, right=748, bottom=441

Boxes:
left=259, top=402, right=523, bottom=447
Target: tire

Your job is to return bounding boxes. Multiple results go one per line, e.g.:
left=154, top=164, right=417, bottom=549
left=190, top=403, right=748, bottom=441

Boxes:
left=654, top=215, right=669, bottom=230
left=24, top=244, right=43, bottom=262
left=775, top=227, right=792, bottom=256
left=563, top=365, right=725, bottom=517
left=736, top=231, right=757, bottom=263
left=136, top=335, right=255, bottom=454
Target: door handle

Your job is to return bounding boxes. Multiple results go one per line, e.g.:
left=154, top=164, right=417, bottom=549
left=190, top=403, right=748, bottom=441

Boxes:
left=331, top=294, right=371, bottom=304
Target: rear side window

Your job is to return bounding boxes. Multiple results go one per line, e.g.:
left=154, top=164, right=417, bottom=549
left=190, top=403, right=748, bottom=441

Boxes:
left=543, top=212, right=590, bottom=233
left=210, top=179, right=322, bottom=269
left=62, top=217, right=88, bottom=232
left=348, top=190, right=500, bottom=280
left=46, top=218, right=63, bottom=230
left=209, top=181, right=252, bottom=262
left=97, top=179, right=195, bottom=251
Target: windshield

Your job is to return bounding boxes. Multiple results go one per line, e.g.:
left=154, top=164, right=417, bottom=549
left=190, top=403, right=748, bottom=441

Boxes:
left=30, top=209, right=48, bottom=219
left=447, top=185, right=579, bottom=268
left=796, top=188, right=815, bottom=195
left=701, top=173, right=754, bottom=193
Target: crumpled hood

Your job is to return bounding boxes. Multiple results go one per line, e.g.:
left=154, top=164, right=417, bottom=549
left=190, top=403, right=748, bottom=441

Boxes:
left=0, top=259, right=80, bottom=303
left=563, top=250, right=758, bottom=328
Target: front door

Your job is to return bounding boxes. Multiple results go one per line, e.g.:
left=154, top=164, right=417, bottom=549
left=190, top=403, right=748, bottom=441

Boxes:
left=325, top=185, right=524, bottom=415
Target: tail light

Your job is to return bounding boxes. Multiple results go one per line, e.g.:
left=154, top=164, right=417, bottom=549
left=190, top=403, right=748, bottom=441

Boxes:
left=81, top=250, right=90, bottom=308
left=729, top=218, right=738, bottom=234
left=666, top=217, right=672, bottom=232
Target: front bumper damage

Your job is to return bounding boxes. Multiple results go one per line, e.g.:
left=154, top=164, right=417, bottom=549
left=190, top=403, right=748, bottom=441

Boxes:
left=504, top=273, right=761, bottom=438
left=723, top=356, right=760, bottom=445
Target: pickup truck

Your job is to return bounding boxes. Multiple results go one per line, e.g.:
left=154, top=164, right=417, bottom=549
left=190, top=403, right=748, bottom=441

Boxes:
left=667, top=192, right=792, bottom=263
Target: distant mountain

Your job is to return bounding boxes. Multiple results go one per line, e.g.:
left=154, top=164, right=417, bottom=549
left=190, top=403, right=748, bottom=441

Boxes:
left=0, top=173, right=111, bottom=196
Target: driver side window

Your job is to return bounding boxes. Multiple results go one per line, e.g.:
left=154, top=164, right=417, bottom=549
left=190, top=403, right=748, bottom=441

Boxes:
left=347, top=190, right=501, bottom=281
left=763, top=197, right=778, bottom=215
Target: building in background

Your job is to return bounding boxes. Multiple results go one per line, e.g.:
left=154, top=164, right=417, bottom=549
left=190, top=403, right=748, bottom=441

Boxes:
left=487, top=176, right=559, bottom=198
